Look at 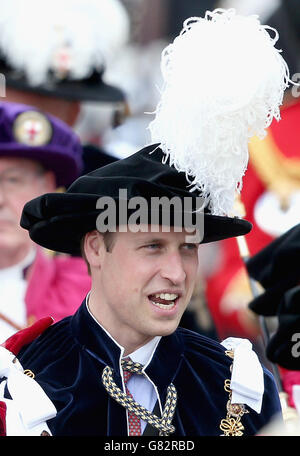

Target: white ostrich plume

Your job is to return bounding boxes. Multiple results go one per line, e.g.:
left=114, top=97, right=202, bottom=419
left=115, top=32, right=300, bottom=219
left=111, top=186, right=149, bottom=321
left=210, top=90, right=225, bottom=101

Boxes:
left=0, top=0, right=130, bottom=85
left=148, top=8, right=292, bottom=216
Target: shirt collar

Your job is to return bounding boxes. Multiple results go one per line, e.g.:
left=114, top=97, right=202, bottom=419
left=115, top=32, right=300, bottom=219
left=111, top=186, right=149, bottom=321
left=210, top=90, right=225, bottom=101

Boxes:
left=126, top=336, right=161, bottom=366
left=85, top=296, right=161, bottom=366
left=71, top=297, right=185, bottom=395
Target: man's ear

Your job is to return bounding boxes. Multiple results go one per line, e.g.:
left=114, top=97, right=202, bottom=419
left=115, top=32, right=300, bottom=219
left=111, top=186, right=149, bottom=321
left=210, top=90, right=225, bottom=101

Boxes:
left=83, top=230, right=105, bottom=270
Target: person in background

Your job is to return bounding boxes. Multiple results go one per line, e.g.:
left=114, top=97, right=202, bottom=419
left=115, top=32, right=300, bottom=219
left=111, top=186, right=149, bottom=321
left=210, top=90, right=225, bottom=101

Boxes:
left=0, top=0, right=130, bottom=170
left=0, top=101, right=91, bottom=340
left=205, top=0, right=300, bottom=347
left=246, top=223, right=300, bottom=426
left=0, top=8, right=288, bottom=436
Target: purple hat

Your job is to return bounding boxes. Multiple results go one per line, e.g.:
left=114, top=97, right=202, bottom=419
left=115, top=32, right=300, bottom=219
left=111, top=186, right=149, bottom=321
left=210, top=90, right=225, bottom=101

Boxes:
left=0, top=102, right=83, bottom=187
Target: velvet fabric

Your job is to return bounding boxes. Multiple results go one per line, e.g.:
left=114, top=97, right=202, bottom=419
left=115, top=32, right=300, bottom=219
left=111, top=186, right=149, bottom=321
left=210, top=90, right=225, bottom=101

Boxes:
left=0, top=58, right=125, bottom=103
left=246, top=224, right=300, bottom=370
left=81, top=144, right=118, bottom=176
left=15, top=301, right=281, bottom=436
left=20, top=144, right=252, bottom=256
left=0, top=102, right=83, bottom=187
left=247, top=223, right=300, bottom=316
left=247, top=224, right=300, bottom=370
left=266, top=285, right=300, bottom=370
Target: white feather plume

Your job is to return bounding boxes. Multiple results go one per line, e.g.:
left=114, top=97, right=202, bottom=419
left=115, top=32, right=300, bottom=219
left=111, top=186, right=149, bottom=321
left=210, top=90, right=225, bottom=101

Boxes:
left=148, top=8, right=292, bottom=216
left=0, top=0, right=130, bottom=85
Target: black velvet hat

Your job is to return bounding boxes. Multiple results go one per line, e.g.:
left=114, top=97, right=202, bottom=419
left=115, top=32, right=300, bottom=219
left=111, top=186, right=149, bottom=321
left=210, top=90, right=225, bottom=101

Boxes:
left=1, top=61, right=126, bottom=103
left=81, top=144, right=118, bottom=176
left=247, top=223, right=300, bottom=370
left=266, top=285, right=300, bottom=370
left=20, top=144, right=252, bottom=255
left=0, top=0, right=129, bottom=103
left=247, top=223, right=300, bottom=316
left=21, top=8, right=291, bottom=256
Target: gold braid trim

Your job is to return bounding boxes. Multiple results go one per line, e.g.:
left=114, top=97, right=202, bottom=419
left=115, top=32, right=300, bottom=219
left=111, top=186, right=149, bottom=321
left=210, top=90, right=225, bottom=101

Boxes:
left=219, top=351, right=249, bottom=436
left=102, top=359, right=177, bottom=436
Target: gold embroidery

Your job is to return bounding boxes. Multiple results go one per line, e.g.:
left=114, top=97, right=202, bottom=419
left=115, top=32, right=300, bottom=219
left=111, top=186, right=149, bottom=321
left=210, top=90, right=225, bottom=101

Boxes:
left=24, top=369, right=35, bottom=378
left=220, top=417, right=244, bottom=436
left=224, top=379, right=231, bottom=393
left=220, top=351, right=249, bottom=436
left=224, top=350, right=234, bottom=359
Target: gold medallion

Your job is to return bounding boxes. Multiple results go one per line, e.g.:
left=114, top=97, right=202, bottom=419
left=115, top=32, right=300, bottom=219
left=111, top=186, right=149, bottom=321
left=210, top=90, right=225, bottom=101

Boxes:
left=13, top=111, right=53, bottom=146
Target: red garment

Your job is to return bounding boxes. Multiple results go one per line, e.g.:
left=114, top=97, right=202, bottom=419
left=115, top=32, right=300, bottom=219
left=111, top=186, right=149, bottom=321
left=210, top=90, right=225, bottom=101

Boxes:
left=0, top=402, right=6, bottom=436
left=25, top=248, right=91, bottom=324
left=206, top=100, right=300, bottom=341
left=1, top=316, right=54, bottom=355
left=0, top=317, right=54, bottom=436
left=123, top=367, right=142, bottom=436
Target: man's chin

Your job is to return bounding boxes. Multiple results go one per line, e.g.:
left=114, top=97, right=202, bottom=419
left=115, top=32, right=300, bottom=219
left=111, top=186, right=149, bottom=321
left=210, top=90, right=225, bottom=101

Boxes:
left=148, top=321, right=181, bottom=338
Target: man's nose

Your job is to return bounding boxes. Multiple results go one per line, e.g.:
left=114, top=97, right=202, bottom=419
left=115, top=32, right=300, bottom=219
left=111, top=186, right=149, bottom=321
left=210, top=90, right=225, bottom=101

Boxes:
left=160, top=251, right=186, bottom=284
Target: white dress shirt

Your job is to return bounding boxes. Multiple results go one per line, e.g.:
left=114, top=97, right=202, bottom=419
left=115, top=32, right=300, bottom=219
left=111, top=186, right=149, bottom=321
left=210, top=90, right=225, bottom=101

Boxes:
left=125, top=337, right=161, bottom=432
left=86, top=299, right=161, bottom=433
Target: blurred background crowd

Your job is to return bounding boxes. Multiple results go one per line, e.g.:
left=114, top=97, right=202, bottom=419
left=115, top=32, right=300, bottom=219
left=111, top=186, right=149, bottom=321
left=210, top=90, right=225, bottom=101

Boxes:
left=0, top=0, right=300, bottom=435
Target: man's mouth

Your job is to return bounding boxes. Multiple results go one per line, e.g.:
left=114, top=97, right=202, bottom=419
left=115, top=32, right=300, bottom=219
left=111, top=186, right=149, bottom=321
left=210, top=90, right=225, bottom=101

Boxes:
left=148, top=293, right=179, bottom=310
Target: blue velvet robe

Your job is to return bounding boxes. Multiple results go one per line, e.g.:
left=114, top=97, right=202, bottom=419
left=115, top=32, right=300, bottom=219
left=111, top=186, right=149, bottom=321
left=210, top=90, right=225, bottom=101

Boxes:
left=15, top=301, right=281, bottom=436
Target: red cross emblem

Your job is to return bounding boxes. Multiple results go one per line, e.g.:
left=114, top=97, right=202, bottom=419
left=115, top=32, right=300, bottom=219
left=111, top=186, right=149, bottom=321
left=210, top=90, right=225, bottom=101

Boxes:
left=23, top=120, right=42, bottom=143
left=13, top=111, right=52, bottom=146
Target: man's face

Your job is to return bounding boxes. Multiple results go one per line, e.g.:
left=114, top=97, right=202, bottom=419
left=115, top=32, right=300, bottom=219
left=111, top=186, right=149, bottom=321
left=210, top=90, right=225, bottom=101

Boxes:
left=93, top=226, right=199, bottom=352
left=0, top=157, right=55, bottom=255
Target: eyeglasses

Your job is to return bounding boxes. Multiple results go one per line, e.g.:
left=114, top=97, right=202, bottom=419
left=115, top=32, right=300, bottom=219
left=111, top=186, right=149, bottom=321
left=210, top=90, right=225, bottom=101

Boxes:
left=0, top=167, right=45, bottom=194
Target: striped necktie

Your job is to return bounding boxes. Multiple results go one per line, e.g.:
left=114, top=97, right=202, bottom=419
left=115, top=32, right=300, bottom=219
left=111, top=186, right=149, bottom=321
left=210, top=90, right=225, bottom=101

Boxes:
left=122, top=359, right=142, bottom=436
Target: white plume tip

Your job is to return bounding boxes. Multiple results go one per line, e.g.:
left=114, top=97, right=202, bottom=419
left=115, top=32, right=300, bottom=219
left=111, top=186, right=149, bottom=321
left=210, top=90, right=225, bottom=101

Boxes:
left=148, top=8, right=292, bottom=216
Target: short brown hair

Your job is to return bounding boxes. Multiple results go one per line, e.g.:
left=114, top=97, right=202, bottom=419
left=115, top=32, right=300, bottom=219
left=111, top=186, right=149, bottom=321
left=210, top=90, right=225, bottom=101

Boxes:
left=80, top=231, right=116, bottom=275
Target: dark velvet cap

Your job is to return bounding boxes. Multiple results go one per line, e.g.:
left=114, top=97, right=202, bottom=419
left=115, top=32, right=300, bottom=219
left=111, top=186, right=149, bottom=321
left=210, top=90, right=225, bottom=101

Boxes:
left=0, top=58, right=126, bottom=103
left=0, top=101, right=83, bottom=187
left=266, top=285, right=300, bottom=370
left=246, top=223, right=300, bottom=369
left=247, top=223, right=300, bottom=316
left=20, top=144, right=252, bottom=255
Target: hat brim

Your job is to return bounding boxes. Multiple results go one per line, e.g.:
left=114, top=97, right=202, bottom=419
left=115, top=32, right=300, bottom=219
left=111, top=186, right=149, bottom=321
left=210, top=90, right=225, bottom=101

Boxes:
left=21, top=192, right=252, bottom=255
left=5, top=74, right=126, bottom=103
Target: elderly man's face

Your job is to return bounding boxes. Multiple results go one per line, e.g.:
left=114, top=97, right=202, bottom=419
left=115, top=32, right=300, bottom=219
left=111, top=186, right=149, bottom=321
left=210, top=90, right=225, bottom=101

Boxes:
left=90, top=226, right=200, bottom=353
left=0, top=157, right=55, bottom=255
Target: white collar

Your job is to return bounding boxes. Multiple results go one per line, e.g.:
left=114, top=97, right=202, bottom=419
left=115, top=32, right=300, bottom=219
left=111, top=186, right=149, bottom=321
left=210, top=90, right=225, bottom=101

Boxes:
left=126, top=337, right=161, bottom=366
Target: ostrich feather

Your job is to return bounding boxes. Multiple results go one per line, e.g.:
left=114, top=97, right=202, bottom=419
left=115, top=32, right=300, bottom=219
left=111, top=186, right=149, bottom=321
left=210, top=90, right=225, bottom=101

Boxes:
left=148, top=8, right=292, bottom=216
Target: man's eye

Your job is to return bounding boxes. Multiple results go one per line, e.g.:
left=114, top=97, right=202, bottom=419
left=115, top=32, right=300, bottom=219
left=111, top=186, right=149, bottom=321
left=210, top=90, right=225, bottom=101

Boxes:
left=6, top=175, right=22, bottom=184
left=145, top=243, right=160, bottom=250
left=182, top=243, right=198, bottom=250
